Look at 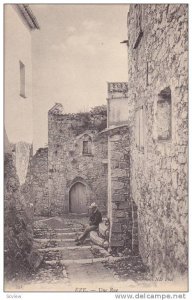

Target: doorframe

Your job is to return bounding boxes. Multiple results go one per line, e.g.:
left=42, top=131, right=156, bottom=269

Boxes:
left=66, top=176, right=91, bottom=214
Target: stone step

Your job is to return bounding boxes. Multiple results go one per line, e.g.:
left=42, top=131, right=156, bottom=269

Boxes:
left=54, top=228, right=83, bottom=233
left=38, top=244, right=110, bottom=253
left=45, top=255, right=130, bottom=266
left=38, top=245, right=92, bottom=252
left=34, top=238, right=90, bottom=248
left=33, top=228, right=83, bottom=239
left=42, top=246, right=95, bottom=261
left=37, top=217, right=85, bottom=230
left=56, top=232, right=80, bottom=238
left=90, top=231, right=109, bottom=249
left=34, top=232, right=57, bottom=239
left=34, top=238, right=77, bottom=242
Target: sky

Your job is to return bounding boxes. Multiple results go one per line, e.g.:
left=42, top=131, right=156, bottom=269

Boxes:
left=31, top=4, right=129, bottom=151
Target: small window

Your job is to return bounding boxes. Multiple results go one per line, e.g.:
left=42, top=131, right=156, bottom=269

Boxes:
left=82, top=135, right=92, bottom=155
left=103, top=163, right=108, bottom=174
left=83, top=141, right=89, bottom=154
left=19, top=61, right=26, bottom=98
left=135, top=106, right=144, bottom=151
left=157, top=87, right=171, bottom=141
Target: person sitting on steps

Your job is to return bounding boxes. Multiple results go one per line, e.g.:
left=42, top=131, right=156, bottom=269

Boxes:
left=75, top=202, right=102, bottom=246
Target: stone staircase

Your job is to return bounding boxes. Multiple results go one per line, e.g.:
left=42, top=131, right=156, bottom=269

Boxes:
left=33, top=218, right=111, bottom=268
left=12, top=216, right=149, bottom=291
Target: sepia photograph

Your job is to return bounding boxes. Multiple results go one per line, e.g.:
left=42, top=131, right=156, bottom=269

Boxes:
left=4, top=2, right=188, bottom=294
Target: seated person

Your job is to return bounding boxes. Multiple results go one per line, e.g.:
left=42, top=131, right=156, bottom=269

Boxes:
left=75, top=202, right=102, bottom=245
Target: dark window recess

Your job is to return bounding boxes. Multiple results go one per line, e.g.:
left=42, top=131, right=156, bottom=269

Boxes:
left=83, top=141, right=89, bottom=154
left=82, top=137, right=92, bottom=155
left=19, top=61, right=26, bottom=98
left=157, top=87, right=172, bottom=141
left=103, top=164, right=108, bottom=174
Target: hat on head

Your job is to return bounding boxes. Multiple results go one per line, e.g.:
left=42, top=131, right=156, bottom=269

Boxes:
left=89, top=202, right=97, bottom=208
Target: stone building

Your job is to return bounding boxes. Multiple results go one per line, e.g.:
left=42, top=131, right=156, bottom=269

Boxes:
left=4, top=4, right=39, bottom=145
left=101, top=82, right=138, bottom=252
left=126, top=4, right=188, bottom=280
left=4, top=5, right=40, bottom=282
left=4, top=3, right=40, bottom=198
left=48, top=104, right=108, bottom=215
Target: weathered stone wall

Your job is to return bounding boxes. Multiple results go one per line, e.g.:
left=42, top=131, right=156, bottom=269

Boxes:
left=22, top=147, right=49, bottom=216
left=15, top=141, right=32, bottom=185
left=107, top=82, right=129, bottom=127
left=127, top=4, right=188, bottom=279
left=106, top=82, right=139, bottom=253
left=108, top=126, right=131, bottom=249
left=48, top=104, right=108, bottom=215
left=31, top=148, right=49, bottom=216
left=4, top=151, right=34, bottom=280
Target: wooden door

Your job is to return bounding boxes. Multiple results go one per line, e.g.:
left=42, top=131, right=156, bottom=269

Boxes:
left=69, top=182, right=87, bottom=213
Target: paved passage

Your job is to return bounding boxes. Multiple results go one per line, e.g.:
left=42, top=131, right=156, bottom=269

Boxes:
left=6, top=216, right=160, bottom=292
left=18, top=216, right=120, bottom=291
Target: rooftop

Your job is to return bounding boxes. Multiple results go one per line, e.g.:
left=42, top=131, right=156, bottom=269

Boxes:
left=15, top=4, right=40, bottom=30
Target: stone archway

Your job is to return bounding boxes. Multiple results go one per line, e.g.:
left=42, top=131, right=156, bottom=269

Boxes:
left=66, top=177, right=91, bottom=214
left=69, top=182, right=87, bottom=213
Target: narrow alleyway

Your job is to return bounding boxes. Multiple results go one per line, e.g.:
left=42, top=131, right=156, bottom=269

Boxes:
left=6, top=216, right=155, bottom=292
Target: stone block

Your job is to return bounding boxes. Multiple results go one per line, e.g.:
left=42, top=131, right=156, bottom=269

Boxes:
left=172, top=172, right=178, bottom=190
left=110, top=238, right=124, bottom=247
left=119, top=162, right=129, bottom=169
left=111, top=152, right=124, bottom=161
left=132, top=244, right=139, bottom=255
left=112, top=210, right=126, bottom=218
left=132, top=227, right=138, bottom=234
left=111, top=181, right=125, bottom=190
left=118, top=202, right=130, bottom=209
left=178, top=153, right=187, bottom=164
left=112, top=161, right=119, bottom=169
left=111, top=223, right=122, bottom=233
left=110, top=134, right=121, bottom=142
left=27, top=250, right=43, bottom=270
left=111, top=169, right=127, bottom=178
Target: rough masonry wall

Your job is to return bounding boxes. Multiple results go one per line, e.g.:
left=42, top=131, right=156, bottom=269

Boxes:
left=127, top=4, right=188, bottom=279
left=31, top=148, right=49, bottom=216
left=48, top=107, right=108, bottom=215
left=22, top=148, right=49, bottom=216
left=15, top=141, right=32, bottom=185
left=4, top=152, right=34, bottom=280
left=108, top=126, right=132, bottom=249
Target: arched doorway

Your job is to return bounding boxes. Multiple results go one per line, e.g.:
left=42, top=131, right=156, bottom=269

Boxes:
left=69, top=182, right=87, bottom=213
